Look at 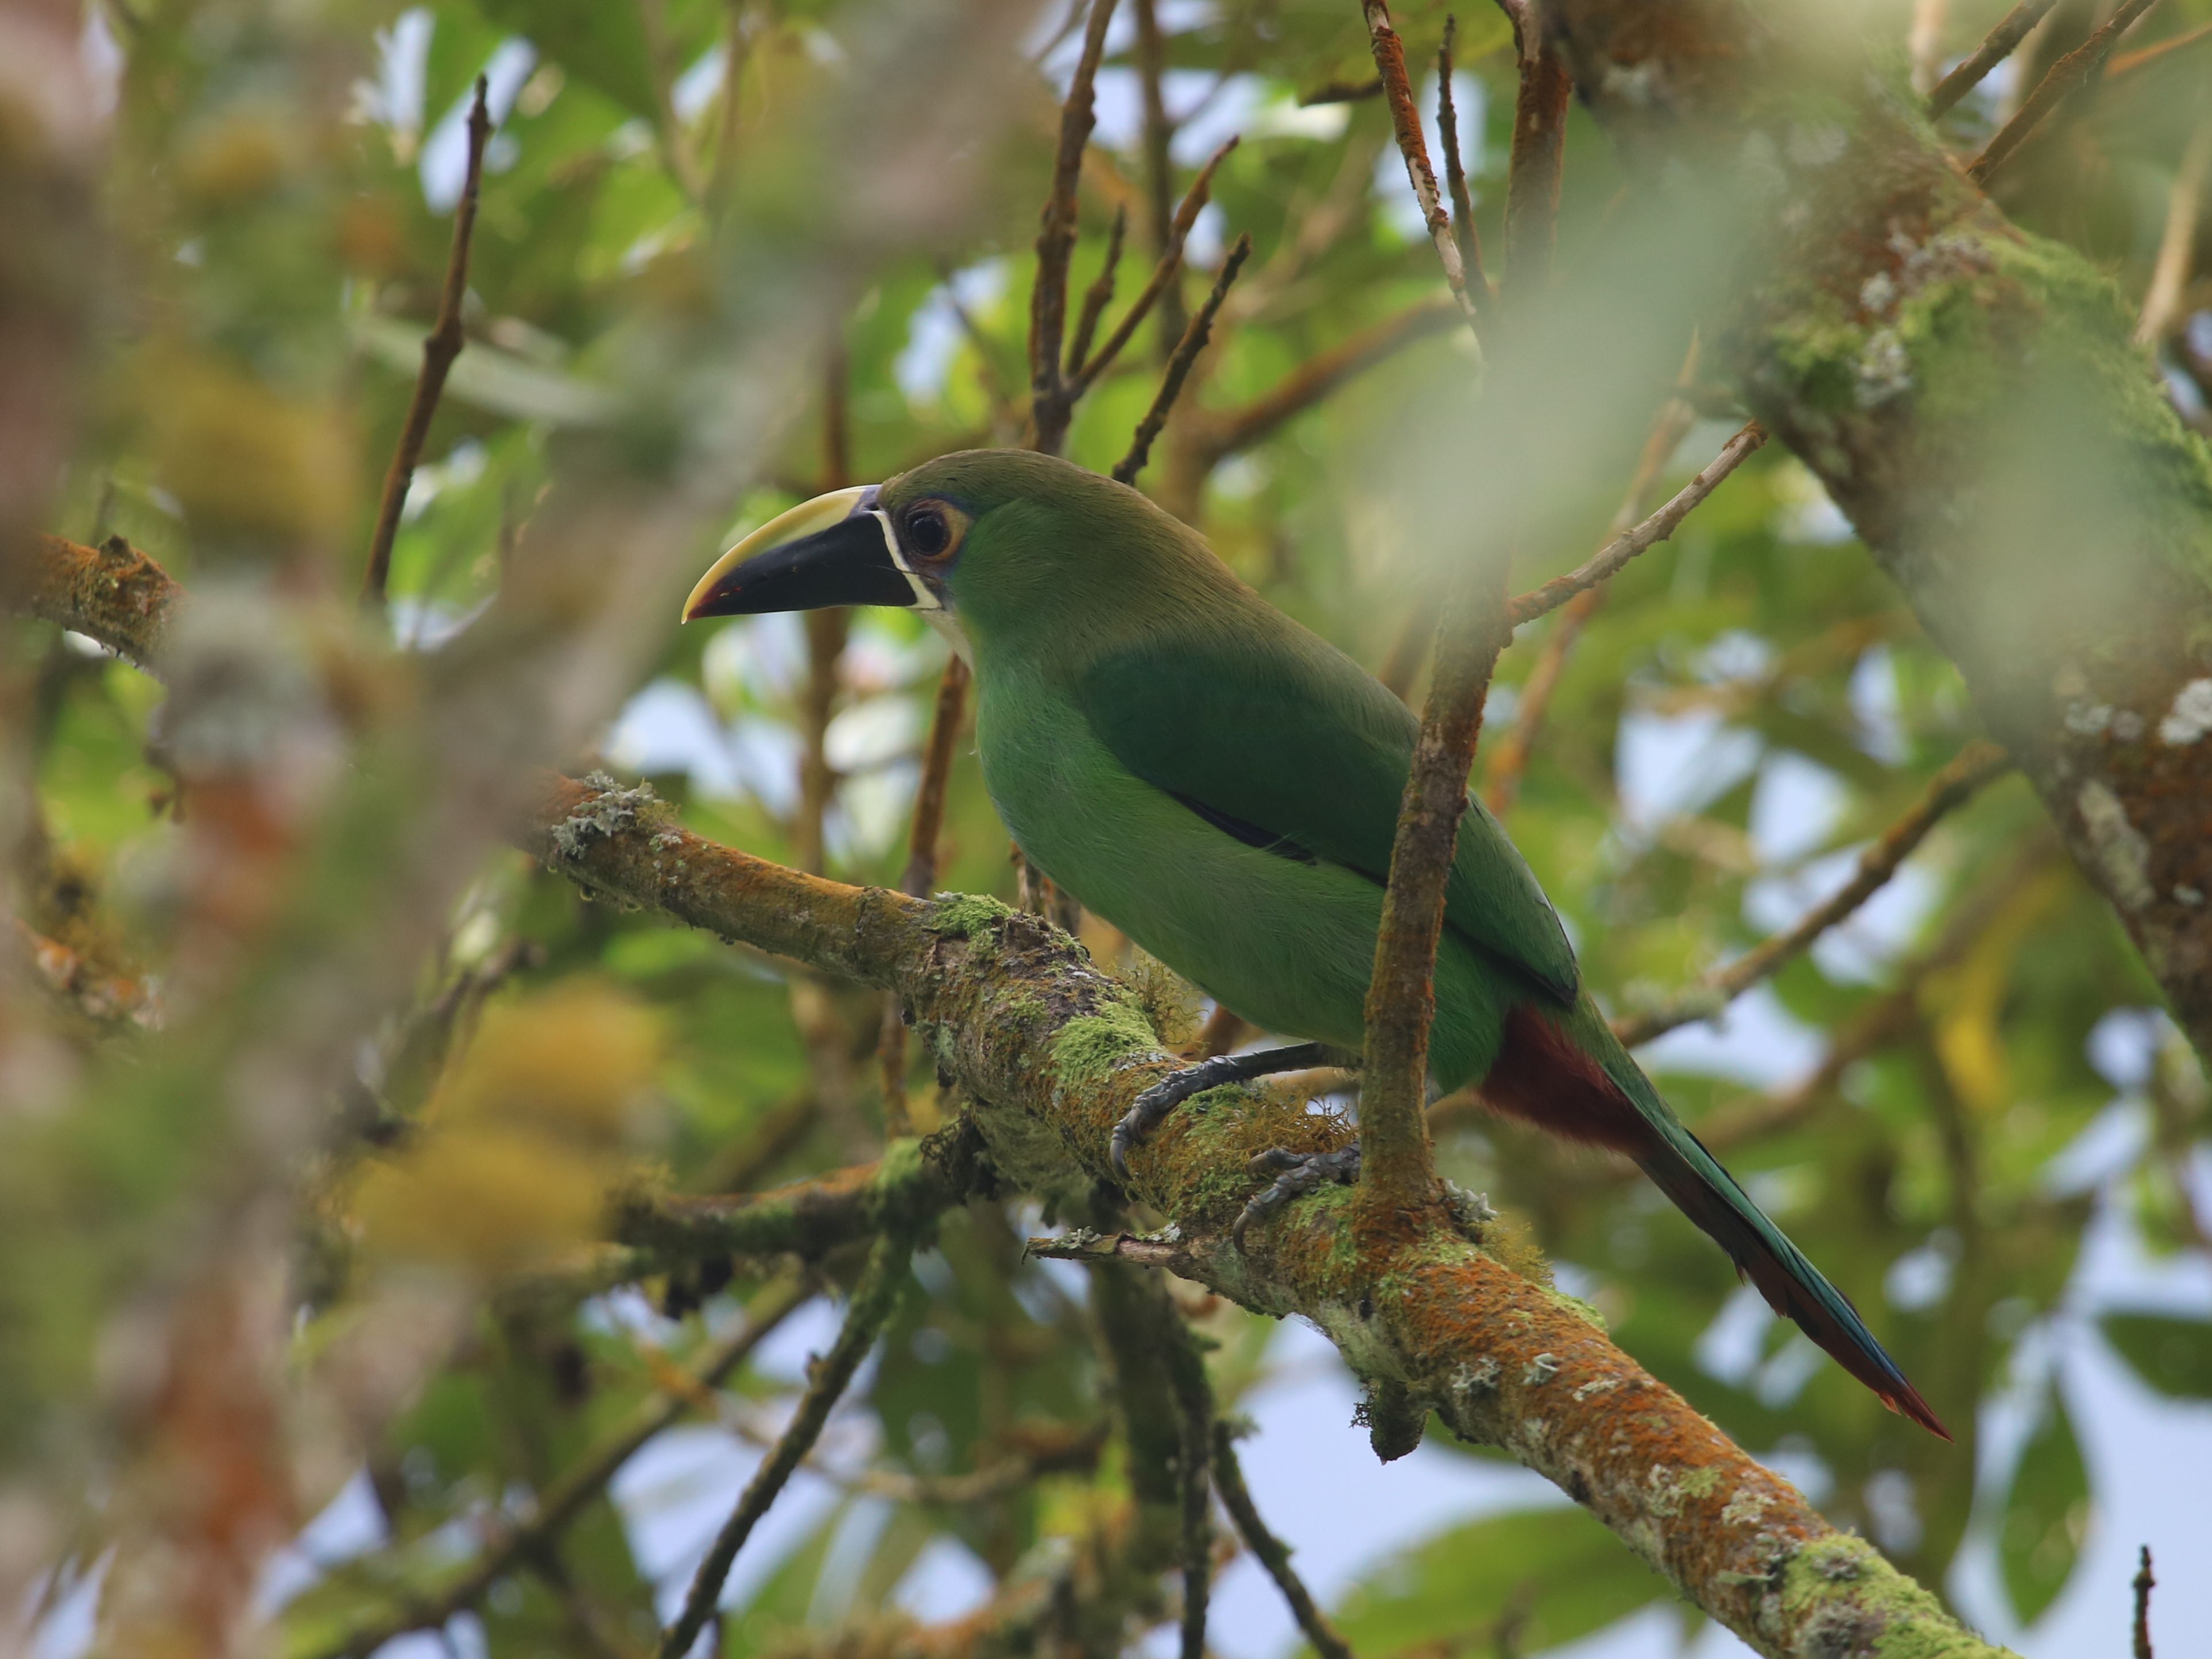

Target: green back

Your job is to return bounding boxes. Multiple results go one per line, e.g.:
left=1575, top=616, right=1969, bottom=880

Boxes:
left=1074, top=622, right=1579, bottom=1006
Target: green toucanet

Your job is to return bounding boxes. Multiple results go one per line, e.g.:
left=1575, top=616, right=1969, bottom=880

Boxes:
left=683, top=448, right=1946, bottom=1438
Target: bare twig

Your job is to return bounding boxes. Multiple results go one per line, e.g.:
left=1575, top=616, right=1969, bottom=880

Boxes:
left=1114, top=234, right=1252, bottom=485
left=1028, top=0, right=1121, bottom=454
left=1360, top=558, right=1513, bottom=1226
left=879, top=654, right=971, bottom=1134
left=1070, top=138, right=1239, bottom=398
left=1484, top=376, right=1700, bottom=814
left=1362, top=1, right=1481, bottom=327
left=1212, top=1424, right=1356, bottom=1659
left=2111, top=18, right=2212, bottom=77
left=638, top=0, right=707, bottom=203
left=363, top=76, right=491, bottom=610
left=1500, top=0, right=1569, bottom=299
left=1506, top=421, right=1765, bottom=626
left=1969, top=0, right=2164, bottom=183
left=655, top=1234, right=908, bottom=1659
left=2133, top=1545, right=2156, bottom=1659
left=2136, top=113, right=2212, bottom=346
left=1612, top=741, right=2012, bottom=1048
left=1438, top=17, right=1493, bottom=312
left=1067, top=203, right=1128, bottom=375
left=1926, top=0, right=2060, bottom=118
left=309, top=1278, right=809, bottom=1659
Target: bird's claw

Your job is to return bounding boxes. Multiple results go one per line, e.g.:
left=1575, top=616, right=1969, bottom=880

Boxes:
left=1109, top=1041, right=1345, bottom=1180
left=1233, top=1143, right=1362, bottom=1248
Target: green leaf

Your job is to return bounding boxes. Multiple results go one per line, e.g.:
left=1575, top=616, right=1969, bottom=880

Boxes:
left=1998, top=1379, right=2090, bottom=1625
left=2099, top=1309, right=2212, bottom=1398
left=474, top=0, right=661, bottom=121
left=1331, top=1503, right=1669, bottom=1656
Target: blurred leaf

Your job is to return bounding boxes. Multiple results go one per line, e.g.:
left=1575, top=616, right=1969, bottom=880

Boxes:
left=2099, top=1309, right=2212, bottom=1399
left=1331, top=1503, right=1668, bottom=1656
left=1998, top=1379, right=2090, bottom=1625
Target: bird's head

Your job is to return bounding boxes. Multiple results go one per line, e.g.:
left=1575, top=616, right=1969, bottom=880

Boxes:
left=682, top=449, right=1219, bottom=663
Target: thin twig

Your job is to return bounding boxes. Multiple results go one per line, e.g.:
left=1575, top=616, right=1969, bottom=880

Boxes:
left=2136, top=113, right=2212, bottom=346
left=1212, top=1425, right=1357, bottom=1659
left=2111, top=18, right=2212, bottom=77
left=2133, top=1545, right=2156, bottom=1659
left=654, top=1235, right=908, bottom=1659
left=1028, top=0, right=1121, bottom=454
left=1067, top=203, right=1128, bottom=375
left=1114, top=234, right=1252, bottom=485
left=1926, top=0, right=2059, bottom=117
left=1612, top=741, right=2012, bottom=1048
left=878, top=654, right=971, bottom=1135
left=1500, top=0, right=1569, bottom=300
left=1506, top=421, right=1765, bottom=626
left=1969, top=0, right=2163, bottom=184
left=309, top=1278, right=810, bottom=1659
left=1070, top=137, right=1239, bottom=398
left=1438, top=17, right=1493, bottom=312
left=1362, top=0, right=1481, bottom=327
left=1484, top=374, right=1700, bottom=814
left=363, top=76, right=491, bottom=610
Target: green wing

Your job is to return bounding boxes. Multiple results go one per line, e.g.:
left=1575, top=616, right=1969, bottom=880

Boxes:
left=1074, top=621, right=1578, bottom=1005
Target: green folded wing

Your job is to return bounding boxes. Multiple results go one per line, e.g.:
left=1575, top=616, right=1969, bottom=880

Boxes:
left=1074, top=622, right=1578, bottom=1005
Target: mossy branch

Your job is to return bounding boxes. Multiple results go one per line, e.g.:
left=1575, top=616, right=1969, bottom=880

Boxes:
left=524, top=771, right=2018, bottom=1659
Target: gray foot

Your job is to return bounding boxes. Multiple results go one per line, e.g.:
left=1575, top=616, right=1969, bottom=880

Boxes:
left=1233, top=1144, right=1362, bottom=1247
left=1110, top=1041, right=1347, bottom=1179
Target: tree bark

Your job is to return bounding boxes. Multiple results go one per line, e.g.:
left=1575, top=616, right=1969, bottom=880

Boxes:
left=1545, top=0, right=2212, bottom=1059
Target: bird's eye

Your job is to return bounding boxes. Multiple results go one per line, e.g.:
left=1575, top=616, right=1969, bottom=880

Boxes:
left=902, top=503, right=955, bottom=561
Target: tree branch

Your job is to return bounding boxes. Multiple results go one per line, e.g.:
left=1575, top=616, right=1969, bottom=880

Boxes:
left=1968, top=0, right=2161, bottom=184
left=1362, top=1, right=1482, bottom=329
left=363, top=76, right=491, bottom=610
left=1551, top=0, right=2212, bottom=1068
left=1613, top=741, right=2012, bottom=1047
left=1500, top=0, right=1569, bottom=300
left=1504, top=420, right=1765, bottom=627
left=1211, top=1423, right=1355, bottom=1659
left=1437, top=18, right=1494, bottom=314
left=515, top=771, right=2015, bottom=1658
left=655, top=1231, right=909, bottom=1659
left=1070, top=138, right=1239, bottom=400
left=1358, top=559, right=1511, bottom=1229
left=1028, top=0, right=1121, bottom=455
left=1113, top=235, right=1252, bottom=486
left=1926, top=0, right=2059, bottom=119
